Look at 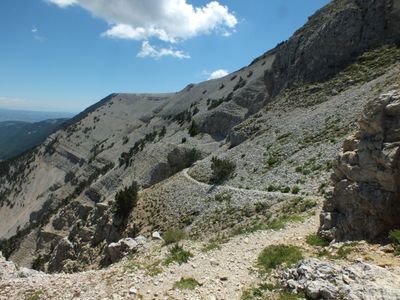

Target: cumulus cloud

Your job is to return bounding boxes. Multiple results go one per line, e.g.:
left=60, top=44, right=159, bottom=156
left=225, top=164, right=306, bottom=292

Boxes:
left=137, top=41, right=190, bottom=59
left=46, top=0, right=237, bottom=58
left=207, top=69, right=229, bottom=80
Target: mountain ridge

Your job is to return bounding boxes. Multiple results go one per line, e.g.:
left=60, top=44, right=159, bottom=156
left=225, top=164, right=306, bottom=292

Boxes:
left=0, top=1, right=399, bottom=295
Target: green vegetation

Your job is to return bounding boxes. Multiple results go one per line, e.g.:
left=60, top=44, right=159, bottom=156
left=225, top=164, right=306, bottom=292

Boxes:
left=306, top=233, right=330, bottom=247
left=241, top=283, right=304, bottom=300
left=210, top=156, right=236, bottom=184
left=389, top=229, right=400, bottom=254
left=258, top=245, right=303, bottom=273
left=113, top=182, right=139, bottom=218
left=119, top=129, right=160, bottom=167
left=24, top=291, right=43, bottom=300
left=317, top=242, right=358, bottom=260
left=201, top=235, right=229, bottom=252
left=241, top=283, right=276, bottom=300
left=291, top=186, right=300, bottom=194
left=282, top=197, right=317, bottom=214
left=163, top=229, right=186, bottom=245
left=164, top=245, right=193, bottom=265
left=188, top=120, right=201, bottom=137
left=173, top=277, right=200, bottom=290
left=213, top=192, right=232, bottom=203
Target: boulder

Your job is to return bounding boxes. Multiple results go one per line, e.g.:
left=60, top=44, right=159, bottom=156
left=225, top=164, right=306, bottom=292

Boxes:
left=280, top=258, right=400, bottom=300
left=106, top=238, right=138, bottom=263
left=152, top=231, right=163, bottom=241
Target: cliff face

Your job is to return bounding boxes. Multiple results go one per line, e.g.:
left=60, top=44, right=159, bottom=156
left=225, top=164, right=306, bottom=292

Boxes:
left=320, top=91, right=400, bottom=241
left=265, top=0, right=400, bottom=96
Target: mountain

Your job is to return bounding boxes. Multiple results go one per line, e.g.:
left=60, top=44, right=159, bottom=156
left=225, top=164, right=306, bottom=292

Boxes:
left=0, top=119, right=68, bottom=160
left=0, top=108, right=74, bottom=123
left=1, top=0, right=400, bottom=299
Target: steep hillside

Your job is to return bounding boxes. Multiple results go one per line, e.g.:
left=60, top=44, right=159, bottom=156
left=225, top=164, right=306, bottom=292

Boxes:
left=0, top=0, right=399, bottom=284
left=0, top=119, right=68, bottom=160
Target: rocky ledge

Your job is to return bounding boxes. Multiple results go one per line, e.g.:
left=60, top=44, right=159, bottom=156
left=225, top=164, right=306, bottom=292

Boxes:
left=320, top=90, right=400, bottom=241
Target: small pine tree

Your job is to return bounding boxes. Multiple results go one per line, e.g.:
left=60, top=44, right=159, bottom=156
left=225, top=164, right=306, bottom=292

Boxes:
left=113, top=182, right=139, bottom=218
left=188, top=120, right=201, bottom=137
left=210, top=157, right=236, bottom=184
left=159, top=126, right=167, bottom=138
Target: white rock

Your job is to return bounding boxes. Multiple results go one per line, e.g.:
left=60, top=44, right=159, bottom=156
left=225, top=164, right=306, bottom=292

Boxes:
left=152, top=231, right=163, bottom=240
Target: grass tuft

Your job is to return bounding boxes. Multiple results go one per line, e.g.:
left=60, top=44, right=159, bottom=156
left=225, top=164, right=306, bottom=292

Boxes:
left=258, top=245, right=303, bottom=273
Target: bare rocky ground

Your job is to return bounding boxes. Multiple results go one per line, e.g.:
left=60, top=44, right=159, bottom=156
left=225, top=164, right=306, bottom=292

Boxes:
left=0, top=208, right=321, bottom=300
left=2, top=204, right=400, bottom=300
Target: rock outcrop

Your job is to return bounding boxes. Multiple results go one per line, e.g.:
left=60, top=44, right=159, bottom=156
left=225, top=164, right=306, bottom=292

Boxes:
left=266, top=0, right=400, bottom=96
left=320, top=91, right=400, bottom=241
left=280, top=258, right=400, bottom=300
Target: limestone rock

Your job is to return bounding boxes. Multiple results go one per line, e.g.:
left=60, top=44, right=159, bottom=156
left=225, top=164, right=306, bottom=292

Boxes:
left=48, top=238, right=75, bottom=273
left=106, top=238, right=138, bottom=264
left=320, top=91, right=400, bottom=241
left=152, top=231, right=163, bottom=241
left=280, top=258, right=400, bottom=300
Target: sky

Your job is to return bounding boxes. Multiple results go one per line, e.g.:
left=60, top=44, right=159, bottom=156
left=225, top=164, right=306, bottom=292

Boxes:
left=0, top=0, right=329, bottom=113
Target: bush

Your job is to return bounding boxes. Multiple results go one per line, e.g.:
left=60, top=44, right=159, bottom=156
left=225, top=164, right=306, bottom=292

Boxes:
left=188, top=120, right=201, bottom=137
left=173, top=277, right=200, bottom=290
left=389, top=229, right=400, bottom=254
left=258, top=245, right=303, bottom=273
left=164, top=245, right=193, bottom=265
left=113, top=182, right=139, bottom=218
left=210, top=157, right=236, bottom=184
left=181, top=137, right=187, bottom=143
left=291, top=186, right=300, bottom=194
left=306, top=234, right=330, bottom=247
left=163, top=229, right=186, bottom=245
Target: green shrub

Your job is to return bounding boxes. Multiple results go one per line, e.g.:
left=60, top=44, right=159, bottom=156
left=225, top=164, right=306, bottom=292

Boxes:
left=258, top=245, right=303, bottom=273
left=164, top=245, right=193, bottom=265
left=173, top=277, right=200, bottom=290
left=291, top=186, right=300, bottom=194
left=113, top=182, right=139, bottom=218
left=306, top=234, right=330, bottom=247
left=181, top=137, right=187, bottom=143
left=389, top=229, right=400, bottom=254
left=163, top=229, right=186, bottom=245
left=210, top=157, right=236, bottom=184
left=188, top=120, right=201, bottom=137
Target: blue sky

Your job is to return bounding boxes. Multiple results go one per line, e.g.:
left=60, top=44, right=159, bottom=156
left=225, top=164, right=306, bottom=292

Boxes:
left=0, top=0, right=329, bottom=113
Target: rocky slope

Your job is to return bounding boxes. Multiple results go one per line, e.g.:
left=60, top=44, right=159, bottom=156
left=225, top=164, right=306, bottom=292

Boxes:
left=0, top=0, right=400, bottom=298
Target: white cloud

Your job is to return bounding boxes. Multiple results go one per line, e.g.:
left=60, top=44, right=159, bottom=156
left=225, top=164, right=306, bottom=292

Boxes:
left=137, top=41, right=190, bottom=59
left=46, top=0, right=237, bottom=58
left=207, top=69, right=229, bottom=80
left=31, top=26, right=46, bottom=42
left=47, top=0, right=77, bottom=7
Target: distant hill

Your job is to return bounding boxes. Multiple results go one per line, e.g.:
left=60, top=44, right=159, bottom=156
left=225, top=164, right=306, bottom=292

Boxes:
left=0, top=108, right=74, bottom=123
left=0, top=119, right=68, bottom=160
